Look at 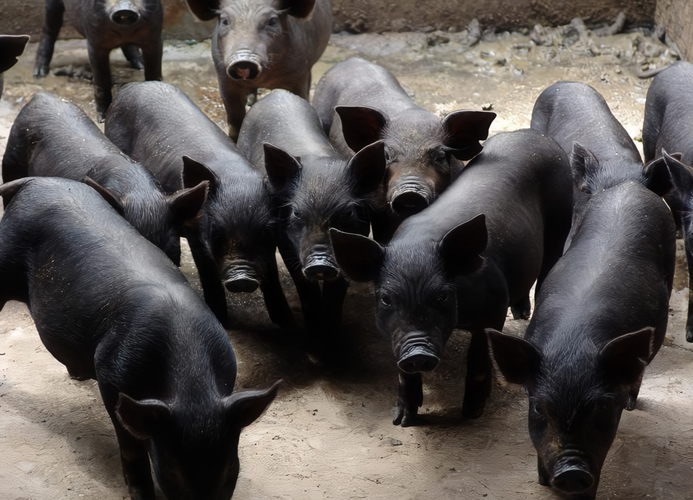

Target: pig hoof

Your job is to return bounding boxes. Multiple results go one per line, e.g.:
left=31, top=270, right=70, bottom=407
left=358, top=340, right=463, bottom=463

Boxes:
left=686, top=328, right=693, bottom=343
left=97, top=111, right=107, bottom=123
left=393, top=406, right=418, bottom=426
left=511, top=306, right=531, bottom=320
left=33, top=66, right=49, bottom=78
left=625, top=395, right=637, bottom=411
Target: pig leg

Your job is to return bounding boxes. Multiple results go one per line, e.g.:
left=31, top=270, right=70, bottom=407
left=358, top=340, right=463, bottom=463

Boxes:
left=284, top=71, right=312, bottom=101
left=219, top=84, right=249, bottom=140
left=686, top=238, right=693, bottom=342
left=462, top=329, right=494, bottom=419
left=110, top=416, right=155, bottom=499
left=260, top=256, right=297, bottom=330
left=34, top=0, right=65, bottom=77
left=320, top=277, right=349, bottom=334
left=87, top=42, right=113, bottom=122
left=510, top=295, right=531, bottom=320
left=186, top=234, right=230, bottom=327
left=140, top=40, right=163, bottom=82
left=393, top=371, right=423, bottom=427
left=121, top=44, right=144, bottom=70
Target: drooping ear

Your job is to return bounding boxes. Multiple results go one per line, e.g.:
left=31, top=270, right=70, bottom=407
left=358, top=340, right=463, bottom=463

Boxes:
left=569, top=142, right=601, bottom=194
left=657, top=150, right=693, bottom=196
left=263, top=143, right=301, bottom=192
left=0, top=177, right=33, bottom=209
left=184, top=0, right=221, bottom=21
left=0, top=35, right=30, bottom=73
left=83, top=176, right=125, bottom=216
left=442, top=110, right=496, bottom=160
left=224, top=380, right=281, bottom=429
left=276, top=0, right=316, bottom=18
left=438, top=214, right=487, bottom=276
left=329, top=228, right=384, bottom=282
left=642, top=156, right=673, bottom=197
left=486, top=328, right=542, bottom=385
left=335, top=106, right=388, bottom=153
left=598, top=327, right=655, bottom=386
left=182, top=156, right=220, bottom=195
left=347, top=140, right=387, bottom=196
left=115, top=394, right=172, bottom=440
left=168, top=181, right=209, bottom=225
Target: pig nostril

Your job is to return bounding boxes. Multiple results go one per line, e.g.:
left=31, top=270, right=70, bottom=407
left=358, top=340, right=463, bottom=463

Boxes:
left=228, top=61, right=262, bottom=80
left=224, top=278, right=260, bottom=293
left=551, top=468, right=594, bottom=494
left=303, top=263, right=339, bottom=282
left=391, top=191, right=430, bottom=215
left=111, top=10, right=140, bottom=25
left=397, top=353, right=439, bottom=373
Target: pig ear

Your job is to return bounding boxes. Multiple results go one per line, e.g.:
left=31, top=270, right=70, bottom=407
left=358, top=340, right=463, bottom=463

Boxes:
left=335, top=106, right=388, bottom=153
left=168, top=181, right=209, bottom=225
left=442, top=110, right=496, bottom=160
left=569, top=142, right=601, bottom=194
left=83, top=176, right=126, bottom=216
left=276, top=0, right=316, bottom=18
left=0, top=177, right=33, bottom=209
left=486, top=328, right=542, bottom=385
left=347, top=140, right=387, bottom=195
left=330, top=228, right=384, bottom=282
left=224, top=380, right=281, bottom=429
left=182, top=156, right=220, bottom=195
left=642, top=156, right=673, bottom=197
left=184, top=0, right=220, bottom=21
left=263, top=143, right=302, bottom=192
left=656, top=150, right=693, bottom=196
left=438, top=214, right=487, bottom=276
left=115, top=394, right=171, bottom=440
left=598, top=327, right=655, bottom=386
left=0, top=35, right=30, bottom=73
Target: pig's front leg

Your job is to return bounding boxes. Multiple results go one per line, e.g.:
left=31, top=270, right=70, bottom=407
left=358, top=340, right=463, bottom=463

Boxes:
left=260, top=254, right=297, bottom=330
left=34, top=0, right=65, bottom=77
left=141, top=39, right=163, bottom=81
left=462, top=329, right=493, bottom=418
left=219, top=83, right=249, bottom=141
left=87, top=42, right=113, bottom=122
left=393, top=371, right=423, bottom=427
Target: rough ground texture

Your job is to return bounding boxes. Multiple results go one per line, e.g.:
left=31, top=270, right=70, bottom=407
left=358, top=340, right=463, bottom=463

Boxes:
left=1, top=25, right=692, bottom=500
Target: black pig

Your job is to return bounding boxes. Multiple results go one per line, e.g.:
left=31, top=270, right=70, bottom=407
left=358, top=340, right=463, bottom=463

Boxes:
left=237, top=89, right=386, bottom=349
left=105, top=81, right=294, bottom=329
left=34, top=0, right=163, bottom=121
left=488, top=173, right=675, bottom=500
left=0, top=176, right=279, bottom=500
left=0, top=35, right=29, bottom=99
left=643, top=61, right=693, bottom=342
left=330, top=129, right=573, bottom=426
left=313, top=57, right=496, bottom=242
left=531, top=81, right=658, bottom=245
left=184, top=0, right=332, bottom=140
left=2, top=92, right=206, bottom=265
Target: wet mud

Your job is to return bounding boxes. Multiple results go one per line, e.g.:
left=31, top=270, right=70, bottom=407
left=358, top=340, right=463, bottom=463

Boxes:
left=1, top=26, right=692, bottom=500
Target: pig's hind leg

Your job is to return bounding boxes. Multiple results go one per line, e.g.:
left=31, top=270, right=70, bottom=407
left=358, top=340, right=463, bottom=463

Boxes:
left=121, top=44, right=144, bottom=70
left=34, top=0, right=65, bottom=77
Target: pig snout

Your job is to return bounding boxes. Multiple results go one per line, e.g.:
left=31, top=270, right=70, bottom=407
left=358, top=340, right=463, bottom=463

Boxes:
left=388, top=177, right=433, bottom=216
left=227, top=51, right=263, bottom=81
left=397, top=341, right=440, bottom=373
left=550, top=456, right=595, bottom=494
left=302, top=246, right=340, bottom=281
left=110, top=1, right=141, bottom=26
left=223, top=264, right=260, bottom=293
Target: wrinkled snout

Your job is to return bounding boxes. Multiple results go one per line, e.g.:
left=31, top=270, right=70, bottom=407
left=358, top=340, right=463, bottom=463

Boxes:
left=397, top=342, right=440, bottom=373
left=551, top=457, right=594, bottom=494
left=302, top=248, right=340, bottom=281
left=227, top=52, right=263, bottom=81
left=388, top=177, right=433, bottom=216
left=110, top=1, right=140, bottom=25
left=223, top=265, right=260, bottom=293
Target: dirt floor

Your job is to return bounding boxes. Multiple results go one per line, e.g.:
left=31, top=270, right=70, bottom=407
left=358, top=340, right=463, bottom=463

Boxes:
left=1, top=25, right=693, bottom=500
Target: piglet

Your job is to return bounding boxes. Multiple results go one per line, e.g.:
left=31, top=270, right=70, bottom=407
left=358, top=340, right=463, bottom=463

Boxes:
left=34, top=0, right=163, bottom=121
left=0, top=176, right=279, bottom=500
left=313, top=57, right=496, bottom=242
left=184, top=0, right=332, bottom=139
left=2, top=91, right=207, bottom=265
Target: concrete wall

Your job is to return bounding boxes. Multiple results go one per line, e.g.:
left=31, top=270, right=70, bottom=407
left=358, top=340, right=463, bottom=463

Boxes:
left=656, top=0, right=693, bottom=61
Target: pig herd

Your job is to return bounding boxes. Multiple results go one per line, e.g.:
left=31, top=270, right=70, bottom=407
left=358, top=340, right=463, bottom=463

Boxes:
left=2, top=2, right=693, bottom=499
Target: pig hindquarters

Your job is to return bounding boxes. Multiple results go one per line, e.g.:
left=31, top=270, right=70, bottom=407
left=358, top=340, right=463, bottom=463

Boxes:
left=185, top=0, right=332, bottom=139
left=0, top=177, right=278, bottom=500
left=104, top=81, right=294, bottom=330
left=488, top=177, right=675, bottom=500
left=313, top=57, right=496, bottom=242
left=2, top=91, right=206, bottom=266
left=34, top=0, right=163, bottom=121
left=330, top=129, right=573, bottom=426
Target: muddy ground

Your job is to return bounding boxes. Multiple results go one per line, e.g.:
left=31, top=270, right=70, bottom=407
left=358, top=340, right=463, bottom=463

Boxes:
left=1, top=26, right=693, bottom=500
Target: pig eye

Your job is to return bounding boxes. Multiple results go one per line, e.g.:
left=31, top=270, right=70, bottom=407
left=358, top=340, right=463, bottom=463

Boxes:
left=532, top=401, right=545, bottom=417
left=292, top=209, right=302, bottom=219
left=434, top=291, right=451, bottom=304
left=379, top=293, right=392, bottom=307
left=266, top=16, right=280, bottom=28
left=220, top=17, right=229, bottom=26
